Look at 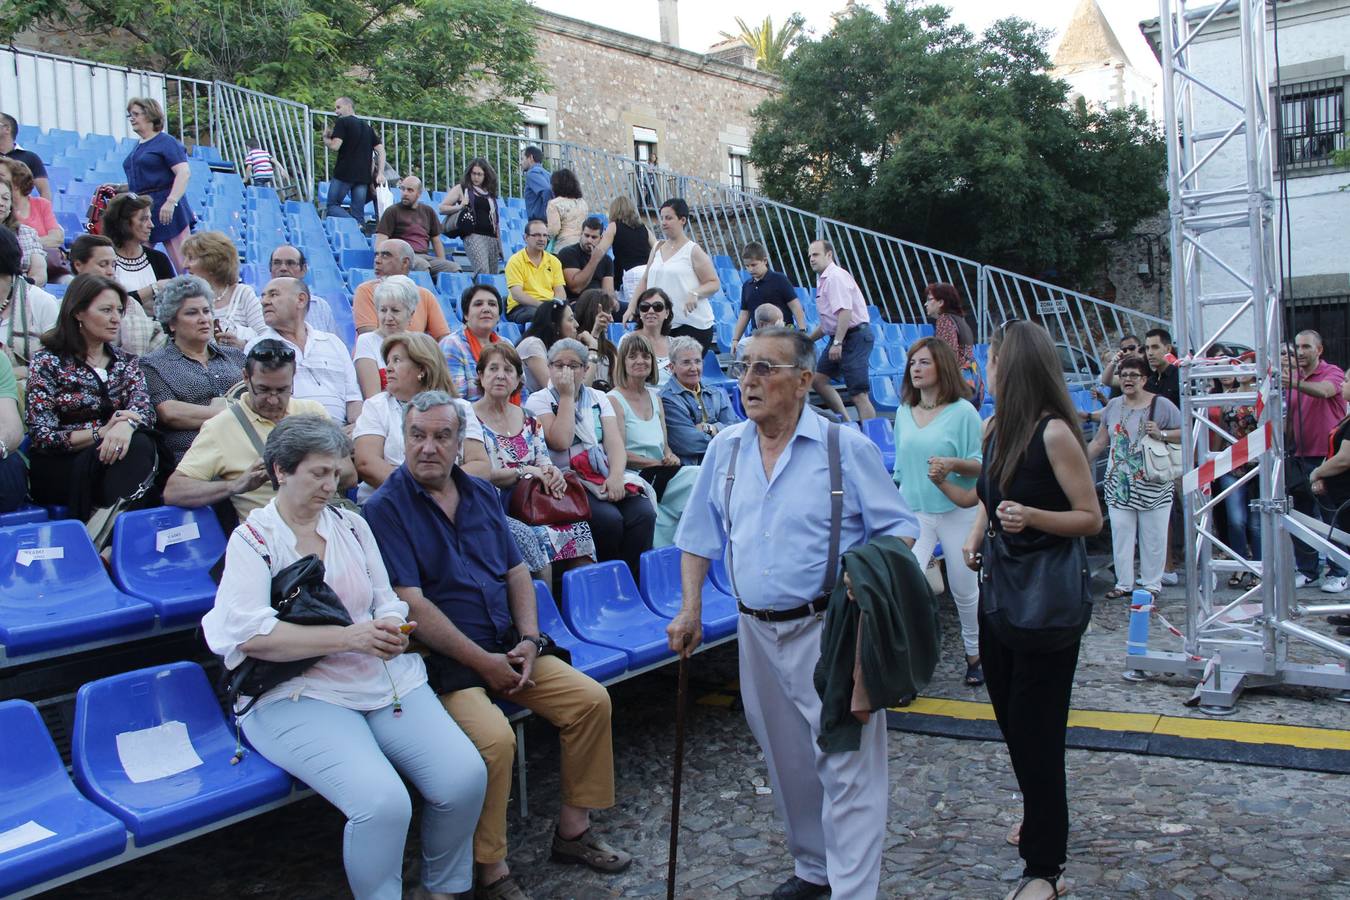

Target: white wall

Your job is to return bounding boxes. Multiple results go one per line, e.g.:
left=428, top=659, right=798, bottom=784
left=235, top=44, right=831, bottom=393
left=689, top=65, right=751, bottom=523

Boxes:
left=0, top=48, right=169, bottom=140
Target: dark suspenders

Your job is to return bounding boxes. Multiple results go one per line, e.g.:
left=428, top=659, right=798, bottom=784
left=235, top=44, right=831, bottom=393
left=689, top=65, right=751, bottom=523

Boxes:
left=722, top=421, right=843, bottom=603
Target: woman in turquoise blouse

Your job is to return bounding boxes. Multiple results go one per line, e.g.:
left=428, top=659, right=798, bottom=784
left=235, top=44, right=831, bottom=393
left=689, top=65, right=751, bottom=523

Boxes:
left=893, top=337, right=985, bottom=685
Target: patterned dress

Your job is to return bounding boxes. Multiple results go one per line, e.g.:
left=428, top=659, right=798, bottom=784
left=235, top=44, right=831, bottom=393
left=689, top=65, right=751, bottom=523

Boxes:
left=481, top=413, right=595, bottom=566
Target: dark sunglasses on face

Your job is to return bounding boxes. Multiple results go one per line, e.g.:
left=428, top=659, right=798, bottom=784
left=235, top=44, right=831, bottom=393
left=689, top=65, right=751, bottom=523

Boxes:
left=639, top=301, right=666, bottom=313
left=1120, top=344, right=1139, bottom=353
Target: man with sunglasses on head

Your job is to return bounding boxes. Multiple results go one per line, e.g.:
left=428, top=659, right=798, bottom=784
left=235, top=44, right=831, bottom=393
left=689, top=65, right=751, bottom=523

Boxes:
left=504, top=219, right=566, bottom=325
left=1081, top=334, right=1144, bottom=423
left=165, top=338, right=351, bottom=522
left=668, top=326, right=919, bottom=900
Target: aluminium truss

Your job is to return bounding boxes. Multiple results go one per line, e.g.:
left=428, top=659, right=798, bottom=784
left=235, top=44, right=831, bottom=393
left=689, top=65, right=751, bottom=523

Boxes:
left=1130, top=0, right=1350, bottom=709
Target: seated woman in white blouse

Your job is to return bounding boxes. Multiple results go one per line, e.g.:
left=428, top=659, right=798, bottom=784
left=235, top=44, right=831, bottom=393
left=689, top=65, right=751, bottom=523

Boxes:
left=351, top=331, right=491, bottom=502
left=202, top=414, right=486, bottom=900
left=354, top=274, right=417, bottom=399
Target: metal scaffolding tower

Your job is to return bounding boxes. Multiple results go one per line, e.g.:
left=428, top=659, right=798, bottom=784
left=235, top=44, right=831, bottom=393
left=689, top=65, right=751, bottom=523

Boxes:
left=1130, top=0, right=1350, bottom=709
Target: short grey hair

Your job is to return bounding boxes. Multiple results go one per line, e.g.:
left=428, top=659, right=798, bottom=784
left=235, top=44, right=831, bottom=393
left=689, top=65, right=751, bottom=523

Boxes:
left=546, top=337, right=589, bottom=364
left=750, top=326, right=817, bottom=373
left=754, top=304, right=784, bottom=327
left=405, top=390, right=462, bottom=433
left=383, top=238, right=415, bottom=264
left=667, top=335, right=703, bottom=364
left=263, top=414, right=352, bottom=480
left=373, top=274, right=419, bottom=318
left=155, top=275, right=213, bottom=332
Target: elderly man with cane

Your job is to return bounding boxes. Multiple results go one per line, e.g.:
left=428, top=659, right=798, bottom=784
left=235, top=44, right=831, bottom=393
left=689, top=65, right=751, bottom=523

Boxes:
left=667, top=326, right=919, bottom=900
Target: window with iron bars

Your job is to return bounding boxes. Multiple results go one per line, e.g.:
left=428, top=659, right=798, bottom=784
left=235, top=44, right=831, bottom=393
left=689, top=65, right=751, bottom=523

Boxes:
left=728, top=150, right=746, bottom=191
left=1276, top=77, right=1346, bottom=174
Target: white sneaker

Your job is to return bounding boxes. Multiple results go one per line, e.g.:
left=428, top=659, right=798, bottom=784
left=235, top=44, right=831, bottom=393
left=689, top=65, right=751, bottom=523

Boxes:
left=1160, top=571, right=1179, bottom=586
left=1295, top=573, right=1314, bottom=588
left=1320, top=576, right=1348, bottom=594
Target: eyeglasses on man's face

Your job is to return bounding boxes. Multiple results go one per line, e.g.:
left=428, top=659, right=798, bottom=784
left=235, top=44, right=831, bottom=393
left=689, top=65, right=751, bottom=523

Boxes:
left=549, top=361, right=585, bottom=372
left=728, top=360, right=800, bottom=379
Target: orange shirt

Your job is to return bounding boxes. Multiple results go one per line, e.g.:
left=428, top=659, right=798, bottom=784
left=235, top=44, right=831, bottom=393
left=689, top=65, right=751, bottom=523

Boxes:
left=352, top=280, right=451, bottom=340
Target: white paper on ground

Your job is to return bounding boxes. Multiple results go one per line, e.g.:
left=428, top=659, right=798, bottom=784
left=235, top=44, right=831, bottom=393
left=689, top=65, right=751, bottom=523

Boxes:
left=0, top=820, right=57, bottom=854
left=16, top=546, right=63, bottom=567
left=114, top=720, right=204, bottom=783
left=155, top=521, right=200, bottom=553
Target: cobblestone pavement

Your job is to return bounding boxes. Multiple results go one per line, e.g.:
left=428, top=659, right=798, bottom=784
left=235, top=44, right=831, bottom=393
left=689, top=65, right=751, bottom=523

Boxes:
left=55, top=557, right=1350, bottom=899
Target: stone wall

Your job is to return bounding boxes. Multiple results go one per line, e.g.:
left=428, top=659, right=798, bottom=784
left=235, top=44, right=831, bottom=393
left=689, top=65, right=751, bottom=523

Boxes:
left=531, top=12, right=778, bottom=189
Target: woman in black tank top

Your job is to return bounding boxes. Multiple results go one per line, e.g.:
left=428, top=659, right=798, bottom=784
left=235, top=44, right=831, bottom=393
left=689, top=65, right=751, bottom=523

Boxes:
left=954, top=321, right=1102, bottom=900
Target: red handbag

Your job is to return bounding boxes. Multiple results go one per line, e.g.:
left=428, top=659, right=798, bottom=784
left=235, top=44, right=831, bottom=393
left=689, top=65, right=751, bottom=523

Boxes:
left=508, top=470, right=590, bottom=526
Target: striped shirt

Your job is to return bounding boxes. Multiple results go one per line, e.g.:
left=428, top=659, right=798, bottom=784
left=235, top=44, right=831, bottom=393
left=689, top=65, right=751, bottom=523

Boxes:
left=245, top=148, right=274, bottom=179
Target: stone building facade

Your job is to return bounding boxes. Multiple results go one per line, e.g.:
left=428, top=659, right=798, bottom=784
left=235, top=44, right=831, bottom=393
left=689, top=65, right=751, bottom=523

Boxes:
left=525, top=12, right=778, bottom=191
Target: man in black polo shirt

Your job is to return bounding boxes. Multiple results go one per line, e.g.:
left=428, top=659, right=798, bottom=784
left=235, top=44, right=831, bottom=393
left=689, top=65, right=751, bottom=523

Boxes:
left=0, top=112, right=50, bottom=200
left=730, top=241, right=806, bottom=357
left=1143, top=327, right=1181, bottom=408
left=557, top=216, right=615, bottom=300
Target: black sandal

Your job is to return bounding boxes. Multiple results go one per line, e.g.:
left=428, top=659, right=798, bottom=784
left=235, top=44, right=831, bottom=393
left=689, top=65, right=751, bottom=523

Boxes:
left=964, top=659, right=985, bottom=687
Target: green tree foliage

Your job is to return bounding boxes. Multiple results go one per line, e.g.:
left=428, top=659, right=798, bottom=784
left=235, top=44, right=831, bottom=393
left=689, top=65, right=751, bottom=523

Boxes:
left=0, top=0, right=548, bottom=134
left=749, top=1, right=1166, bottom=283
left=720, top=14, right=804, bottom=74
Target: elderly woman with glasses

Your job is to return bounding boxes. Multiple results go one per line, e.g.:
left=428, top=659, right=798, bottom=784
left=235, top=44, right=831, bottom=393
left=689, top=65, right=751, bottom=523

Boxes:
left=138, top=275, right=248, bottom=464
left=123, top=97, right=193, bottom=271
left=354, top=275, right=418, bottom=399
left=524, top=337, right=655, bottom=579
left=1086, top=354, right=1182, bottom=599
left=660, top=335, right=740, bottom=466
left=204, top=414, right=487, bottom=900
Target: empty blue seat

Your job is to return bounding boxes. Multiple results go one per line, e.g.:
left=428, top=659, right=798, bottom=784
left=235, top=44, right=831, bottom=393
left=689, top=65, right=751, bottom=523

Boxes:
left=495, top=321, right=521, bottom=343
left=870, top=375, right=901, bottom=413
left=869, top=343, right=898, bottom=376
left=860, top=417, right=897, bottom=471
left=476, top=274, right=508, bottom=296
left=0, top=505, right=48, bottom=527
left=72, top=662, right=293, bottom=846
left=0, top=700, right=127, bottom=896
left=532, top=581, right=627, bottom=683
left=562, top=562, right=675, bottom=669
left=0, top=521, right=156, bottom=657
left=408, top=270, right=435, bottom=291
left=702, top=353, right=732, bottom=388
left=715, top=322, right=734, bottom=351
left=639, top=547, right=739, bottom=641
left=109, top=507, right=226, bottom=628
left=607, top=322, right=629, bottom=346
left=338, top=247, right=374, bottom=270
left=726, top=383, right=745, bottom=418
left=898, top=323, right=935, bottom=345
left=438, top=272, right=476, bottom=298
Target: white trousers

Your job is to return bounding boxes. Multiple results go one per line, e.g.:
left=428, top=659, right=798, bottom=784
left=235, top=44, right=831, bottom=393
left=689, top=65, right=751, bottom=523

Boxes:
left=738, top=612, right=888, bottom=899
left=1108, top=502, right=1173, bottom=593
left=912, top=505, right=981, bottom=657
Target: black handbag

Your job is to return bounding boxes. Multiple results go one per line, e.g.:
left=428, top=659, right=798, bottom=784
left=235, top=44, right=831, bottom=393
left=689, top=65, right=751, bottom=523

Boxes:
left=222, top=531, right=355, bottom=714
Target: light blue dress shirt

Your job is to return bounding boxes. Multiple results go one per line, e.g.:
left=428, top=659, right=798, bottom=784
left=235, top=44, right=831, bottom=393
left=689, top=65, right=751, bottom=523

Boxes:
left=675, top=404, right=919, bottom=611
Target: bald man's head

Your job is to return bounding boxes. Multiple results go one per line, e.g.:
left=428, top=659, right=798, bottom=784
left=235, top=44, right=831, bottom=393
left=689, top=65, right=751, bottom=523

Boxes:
left=375, top=238, right=415, bottom=277
left=398, top=176, right=422, bottom=208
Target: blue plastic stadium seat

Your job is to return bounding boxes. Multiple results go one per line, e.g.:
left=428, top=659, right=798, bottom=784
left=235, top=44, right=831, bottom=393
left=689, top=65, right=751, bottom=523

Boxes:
left=870, top=375, right=901, bottom=413
left=0, top=700, right=128, bottom=896
left=715, top=322, right=734, bottom=352
left=438, top=272, right=476, bottom=298
left=476, top=274, right=508, bottom=296
left=860, top=417, right=897, bottom=471
left=726, top=383, right=745, bottom=418
left=562, top=562, right=675, bottom=669
left=0, top=505, right=48, bottom=527
left=408, top=270, right=435, bottom=291
left=504, top=197, right=525, bottom=210
left=869, top=343, right=898, bottom=375
left=0, top=521, right=156, bottom=657
left=109, top=507, right=226, bottom=628
left=495, top=321, right=521, bottom=343
left=708, top=557, right=734, bottom=596
left=639, top=547, right=739, bottom=641
left=607, top=322, right=629, bottom=346
left=702, top=353, right=732, bottom=388
left=532, top=581, right=627, bottom=683
left=338, top=248, right=374, bottom=271
left=72, top=662, right=293, bottom=846
left=899, top=323, right=935, bottom=345
left=712, top=254, right=735, bottom=269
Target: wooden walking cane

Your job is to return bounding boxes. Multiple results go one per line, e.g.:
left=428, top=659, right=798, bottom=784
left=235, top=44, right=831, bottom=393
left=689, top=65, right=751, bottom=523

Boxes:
left=666, top=634, right=692, bottom=900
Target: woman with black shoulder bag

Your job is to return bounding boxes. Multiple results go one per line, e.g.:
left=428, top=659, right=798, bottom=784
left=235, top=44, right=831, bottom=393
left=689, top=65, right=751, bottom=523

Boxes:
left=944, top=320, right=1102, bottom=900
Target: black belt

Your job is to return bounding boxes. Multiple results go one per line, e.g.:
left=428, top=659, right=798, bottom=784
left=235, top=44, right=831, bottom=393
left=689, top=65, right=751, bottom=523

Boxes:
left=833, top=323, right=865, bottom=339
left=738, top=595, right=829, bottom=622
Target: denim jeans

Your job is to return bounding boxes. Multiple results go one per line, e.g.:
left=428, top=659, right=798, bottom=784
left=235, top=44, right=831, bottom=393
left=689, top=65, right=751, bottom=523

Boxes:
left=327, top=177, right=369, bottom=220
left=1216, top=472, right=1261, bottom=561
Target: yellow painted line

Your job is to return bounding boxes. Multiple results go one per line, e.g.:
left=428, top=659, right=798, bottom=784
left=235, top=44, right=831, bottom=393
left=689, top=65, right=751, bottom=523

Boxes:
left=888, top=697, right=1350, bottom=751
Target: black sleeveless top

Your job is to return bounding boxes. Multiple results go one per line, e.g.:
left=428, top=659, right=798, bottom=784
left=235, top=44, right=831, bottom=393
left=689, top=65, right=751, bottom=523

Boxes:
left=467, top=190, right=497, bottom=237
left=978, top=416, right=1072, bottom=552
left=611, top=221, right=650, bottom=286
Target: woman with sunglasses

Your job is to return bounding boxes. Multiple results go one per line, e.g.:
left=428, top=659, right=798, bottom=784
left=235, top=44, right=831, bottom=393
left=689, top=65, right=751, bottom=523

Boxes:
left=631, top=287, right=673, bottom=385
left=1086, top=354, right=1182, bottom=599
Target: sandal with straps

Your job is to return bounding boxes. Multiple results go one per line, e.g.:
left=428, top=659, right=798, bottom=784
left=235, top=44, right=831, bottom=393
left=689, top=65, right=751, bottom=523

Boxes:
left=1003, top=873, right=1067, bottom=900
left=1104, top=587, right=1131, bottom=600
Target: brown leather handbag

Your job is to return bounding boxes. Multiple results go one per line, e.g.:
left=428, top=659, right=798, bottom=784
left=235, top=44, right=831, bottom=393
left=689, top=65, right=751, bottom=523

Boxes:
left=508, top=470, right=590, bottom=526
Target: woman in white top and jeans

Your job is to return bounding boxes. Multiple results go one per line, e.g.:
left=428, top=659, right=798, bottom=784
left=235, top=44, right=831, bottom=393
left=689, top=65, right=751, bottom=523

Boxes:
left=203, top=415, right=486, bottom=900
left=624, top=198, right=720, bottom=355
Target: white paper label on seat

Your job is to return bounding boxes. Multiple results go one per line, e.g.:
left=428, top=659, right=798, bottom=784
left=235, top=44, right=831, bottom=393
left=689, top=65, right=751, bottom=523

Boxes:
left=15, top=547, right=63, bottom=566
left=155, top=521, right=200, bottom=553
left=0, top=820, right=57, bottom=853
left=114, top=720, right=204, bottom=783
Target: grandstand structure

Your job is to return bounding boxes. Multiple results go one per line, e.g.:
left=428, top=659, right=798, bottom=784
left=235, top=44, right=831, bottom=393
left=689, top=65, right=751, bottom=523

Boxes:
left=0, top=42, right=1178, bottom=897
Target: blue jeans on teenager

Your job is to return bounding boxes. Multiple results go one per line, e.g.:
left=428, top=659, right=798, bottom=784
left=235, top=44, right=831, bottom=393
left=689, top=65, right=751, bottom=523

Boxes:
left=241, top=684, right=486, bottom=898
left=327, top=177, right=369, bottom=220
left=1216, top=472, right=1261, bottom=561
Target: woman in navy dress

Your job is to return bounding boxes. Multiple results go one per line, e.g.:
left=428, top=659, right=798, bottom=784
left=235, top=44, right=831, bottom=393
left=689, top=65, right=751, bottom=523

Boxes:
left=123, top=97, right=193, bottom=272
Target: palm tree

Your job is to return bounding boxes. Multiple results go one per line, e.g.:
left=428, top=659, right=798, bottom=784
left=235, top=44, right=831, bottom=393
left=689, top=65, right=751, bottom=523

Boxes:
left=720, top=14, right=804, bottom=74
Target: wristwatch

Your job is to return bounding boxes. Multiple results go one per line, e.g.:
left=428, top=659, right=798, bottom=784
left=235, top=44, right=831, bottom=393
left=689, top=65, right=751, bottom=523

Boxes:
left=523, top=634, right=548, bottom=654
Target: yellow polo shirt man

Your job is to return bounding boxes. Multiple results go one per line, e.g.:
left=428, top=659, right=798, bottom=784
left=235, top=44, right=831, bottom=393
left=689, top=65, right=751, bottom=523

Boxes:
left=175, top=395, right=328, bottom=520
left=504, top=242, right=566, bottom=324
